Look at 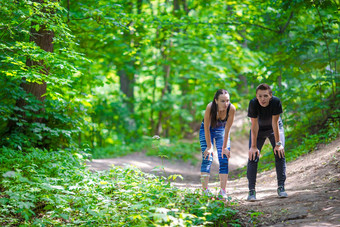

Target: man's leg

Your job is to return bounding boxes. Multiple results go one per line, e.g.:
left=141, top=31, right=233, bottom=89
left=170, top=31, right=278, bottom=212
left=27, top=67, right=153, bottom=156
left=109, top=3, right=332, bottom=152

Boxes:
left=268, top=130, right=286, bottom=188
left=247, top=130, right=266, bottom=190
left=269, top=129, right=287, bottom=197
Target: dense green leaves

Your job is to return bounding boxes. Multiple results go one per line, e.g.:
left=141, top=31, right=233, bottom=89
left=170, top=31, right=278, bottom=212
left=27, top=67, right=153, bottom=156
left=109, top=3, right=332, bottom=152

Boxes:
left=0, top=0, right=338, bottom=161
left=0, top=0, right=87, bottom=150
left=0, top=148, right=239, bottom=226
left=0, top=0, right=339, bottom=226
left=63, top=0, right=338, bottom=149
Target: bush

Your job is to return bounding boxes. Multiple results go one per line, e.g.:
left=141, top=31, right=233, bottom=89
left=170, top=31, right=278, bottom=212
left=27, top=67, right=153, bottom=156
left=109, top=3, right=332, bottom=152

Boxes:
left=0, top=147, right=240, bottom=226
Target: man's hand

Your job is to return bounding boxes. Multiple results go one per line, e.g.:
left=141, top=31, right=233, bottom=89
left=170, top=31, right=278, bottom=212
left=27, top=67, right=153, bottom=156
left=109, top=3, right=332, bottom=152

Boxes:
left=249, top=147, right=259, bottom=161
left=203, top=147, right=213, bottom=159
left=221, top=148, right=230, bottom=159
left=274, top=145, right=285, bottom=158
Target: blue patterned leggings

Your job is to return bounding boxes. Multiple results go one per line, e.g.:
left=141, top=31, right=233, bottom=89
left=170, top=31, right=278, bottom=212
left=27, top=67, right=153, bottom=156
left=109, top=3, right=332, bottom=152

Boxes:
left=199, top=122, right=230, bottom=174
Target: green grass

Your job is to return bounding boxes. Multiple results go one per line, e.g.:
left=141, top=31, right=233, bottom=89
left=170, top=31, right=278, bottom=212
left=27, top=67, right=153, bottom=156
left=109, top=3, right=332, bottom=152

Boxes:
left=92, top=136, right=201, bottom=166
left=0, top=147, right=241, bottom=226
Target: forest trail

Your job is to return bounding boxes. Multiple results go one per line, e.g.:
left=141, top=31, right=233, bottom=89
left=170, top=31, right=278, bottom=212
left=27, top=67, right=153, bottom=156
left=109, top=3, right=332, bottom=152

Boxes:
left=88, top=136, right=340, bottom=226
left=88, top=111, right=250, bottom=183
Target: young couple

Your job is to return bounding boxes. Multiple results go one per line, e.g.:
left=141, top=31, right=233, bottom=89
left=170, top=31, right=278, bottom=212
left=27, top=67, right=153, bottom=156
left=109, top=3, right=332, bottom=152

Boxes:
left=200, top=83, right=287, bottom=201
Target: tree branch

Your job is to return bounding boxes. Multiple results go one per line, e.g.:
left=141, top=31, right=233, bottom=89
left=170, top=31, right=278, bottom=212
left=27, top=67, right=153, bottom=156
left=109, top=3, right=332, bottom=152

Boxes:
left=244, top=22, right=279, bottom=33
left=67, top=0, right=70, bottom=23
left=70, top=17, right=93, bottom=21
left=331, top=0, right=339, bottom=8
left=279, top=11, right=294, bottom=34
left=0, top=15, right=33, bottom=40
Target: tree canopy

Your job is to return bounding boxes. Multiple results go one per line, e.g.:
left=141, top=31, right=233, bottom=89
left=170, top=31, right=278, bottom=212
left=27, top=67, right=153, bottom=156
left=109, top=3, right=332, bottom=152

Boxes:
left=1, top=0, right=339, bottom=151
left=1, top=0, right=339, bottom=226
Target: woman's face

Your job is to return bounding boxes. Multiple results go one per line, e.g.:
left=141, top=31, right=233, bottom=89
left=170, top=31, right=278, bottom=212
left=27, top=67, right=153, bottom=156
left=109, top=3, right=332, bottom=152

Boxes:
left=256, top=89, right=272, bottom=107
left=215, top=93, right=230, bottom=111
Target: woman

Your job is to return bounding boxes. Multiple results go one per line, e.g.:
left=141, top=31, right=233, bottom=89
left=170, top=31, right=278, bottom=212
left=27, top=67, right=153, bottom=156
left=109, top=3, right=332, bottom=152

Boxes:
left=246, top=83, right=287, bottom=201
left=199, top=89, right=236, bottom=200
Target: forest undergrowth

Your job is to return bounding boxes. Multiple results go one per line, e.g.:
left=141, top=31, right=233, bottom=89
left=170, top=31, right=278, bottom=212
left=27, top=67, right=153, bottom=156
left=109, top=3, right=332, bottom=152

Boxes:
left=0, top=147, right=241, bottom=226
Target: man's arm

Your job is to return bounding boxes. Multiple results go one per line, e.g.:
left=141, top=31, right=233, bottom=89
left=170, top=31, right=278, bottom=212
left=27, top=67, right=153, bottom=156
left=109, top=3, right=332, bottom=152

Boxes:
left=249, top=117, right=259, bottom=160
left=272, top=114, right=284, bottom=158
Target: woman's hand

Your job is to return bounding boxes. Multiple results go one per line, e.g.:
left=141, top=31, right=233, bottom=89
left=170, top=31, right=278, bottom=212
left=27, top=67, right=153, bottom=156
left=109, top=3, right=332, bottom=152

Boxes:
left=249, top=147, right=259, bottom=160
left=221, top=147, right=230, bottom=159
left=274, top=145, right=285, bottom=158
left=203, top=146, right=213, bottom=159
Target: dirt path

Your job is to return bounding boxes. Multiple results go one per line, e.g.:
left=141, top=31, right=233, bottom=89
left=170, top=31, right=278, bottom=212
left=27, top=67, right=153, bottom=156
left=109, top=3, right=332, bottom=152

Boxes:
left=228, top=137, right=340, bottom=226
left=88, top=111, right=250, bottom=183
left=88, top=137, right=340, bottom=226
left=87, top=135, right=249, bottom=183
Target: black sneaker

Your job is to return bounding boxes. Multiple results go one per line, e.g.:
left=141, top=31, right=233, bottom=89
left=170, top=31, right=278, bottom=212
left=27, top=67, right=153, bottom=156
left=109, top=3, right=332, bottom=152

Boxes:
left=277, top=186, right=288, bottom=198
left=247, top=189, right=256, bottom=201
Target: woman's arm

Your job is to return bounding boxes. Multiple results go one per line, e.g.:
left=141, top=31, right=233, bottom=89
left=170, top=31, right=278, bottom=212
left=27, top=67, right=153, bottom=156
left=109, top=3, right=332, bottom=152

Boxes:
left=203, top=103, right=213, bottom=159
left=222, top=104, right=235, bottom=149
left=221, top=104, right=236, bottom=159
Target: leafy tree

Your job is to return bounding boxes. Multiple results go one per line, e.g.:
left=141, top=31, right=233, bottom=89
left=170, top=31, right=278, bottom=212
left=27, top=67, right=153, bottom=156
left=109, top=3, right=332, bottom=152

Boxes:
left=0, top=0, right=85, bottom=150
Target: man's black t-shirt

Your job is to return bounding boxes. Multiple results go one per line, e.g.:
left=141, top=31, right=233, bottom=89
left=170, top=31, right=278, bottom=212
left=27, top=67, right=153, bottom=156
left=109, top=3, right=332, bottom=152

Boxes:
left=247, top=96, right=283, bottom=131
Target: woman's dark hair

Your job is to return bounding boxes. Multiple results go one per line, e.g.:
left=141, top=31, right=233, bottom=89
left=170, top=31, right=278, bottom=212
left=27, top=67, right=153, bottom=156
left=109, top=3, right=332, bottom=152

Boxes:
left=210, top=89, right=229, bottom=128
left=256, top=83, right=272, bottom=95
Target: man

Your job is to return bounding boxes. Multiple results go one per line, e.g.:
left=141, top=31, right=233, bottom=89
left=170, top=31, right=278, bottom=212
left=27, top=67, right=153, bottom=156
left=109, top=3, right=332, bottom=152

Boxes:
left=247, top=83, right=287, bottom=201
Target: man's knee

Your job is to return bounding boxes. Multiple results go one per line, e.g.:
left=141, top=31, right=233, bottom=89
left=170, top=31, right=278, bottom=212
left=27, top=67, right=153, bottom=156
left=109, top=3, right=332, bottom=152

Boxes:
left=274, top=154, right=285, bottom=162
left=248, top=156, right=260, bottom=163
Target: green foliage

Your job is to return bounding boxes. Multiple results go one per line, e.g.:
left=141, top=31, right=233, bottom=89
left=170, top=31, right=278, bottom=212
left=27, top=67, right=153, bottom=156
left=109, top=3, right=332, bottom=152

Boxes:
left=247, top=210, right=263, bottom=226
left=0, top=0, right=86, bottom=150
left=0, top=148, right=240, bottom=226
left=1, top=0, right=339, bottom=226
left=91, top=137, right=201, bottom=165
left=90, top=138, right=152, bottom=159
left=147, top=137, right=201, bottom=165
left=1, top=0, right=339, bottom=150
left=61, top=0, right=339, bottom=149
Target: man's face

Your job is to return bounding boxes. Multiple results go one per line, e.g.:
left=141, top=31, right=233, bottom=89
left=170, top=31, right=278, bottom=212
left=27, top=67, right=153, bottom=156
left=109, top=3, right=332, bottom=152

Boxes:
left=256, top=89, right=272, bottom=107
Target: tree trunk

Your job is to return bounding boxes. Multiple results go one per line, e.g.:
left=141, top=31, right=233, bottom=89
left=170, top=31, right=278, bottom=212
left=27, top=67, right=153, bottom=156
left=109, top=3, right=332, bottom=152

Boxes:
left=237, top=74, right=248, bottom=94
left=278, top=69, right=282, bottom=89
left=155, top=40, right=172, bottom=136
left=17, top=1, right=54, bottom=116
left=118, top=68, right=135, bottom=113
left=117, top=2, right=143, bottom=115
left=137, top=0, right=142, bottom=14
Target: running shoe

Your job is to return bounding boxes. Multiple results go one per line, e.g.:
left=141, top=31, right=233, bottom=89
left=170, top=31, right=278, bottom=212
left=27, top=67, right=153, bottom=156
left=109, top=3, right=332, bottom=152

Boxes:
left=203, top=189, right=213, bottom=197
left=247, top=189, right=256, bottom=201
left=277, top=186, right=288, bottom=198
left=218, top=188, right=229, bottom=200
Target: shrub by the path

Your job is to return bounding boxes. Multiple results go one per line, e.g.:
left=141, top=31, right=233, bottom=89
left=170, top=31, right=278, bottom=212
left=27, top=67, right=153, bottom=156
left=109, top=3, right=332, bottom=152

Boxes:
left=0, top=148, right=240, bottom=226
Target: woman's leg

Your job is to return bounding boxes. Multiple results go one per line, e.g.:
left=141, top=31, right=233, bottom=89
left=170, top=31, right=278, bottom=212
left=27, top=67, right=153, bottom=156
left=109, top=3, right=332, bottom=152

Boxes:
left=215, top=128, right=229, bottom=191
left=199, top=123, right=213, bottom=190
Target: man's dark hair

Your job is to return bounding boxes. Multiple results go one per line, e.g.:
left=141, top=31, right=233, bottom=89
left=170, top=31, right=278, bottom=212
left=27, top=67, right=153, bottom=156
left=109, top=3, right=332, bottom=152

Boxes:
left=256, top=83, right=272, bottom=95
